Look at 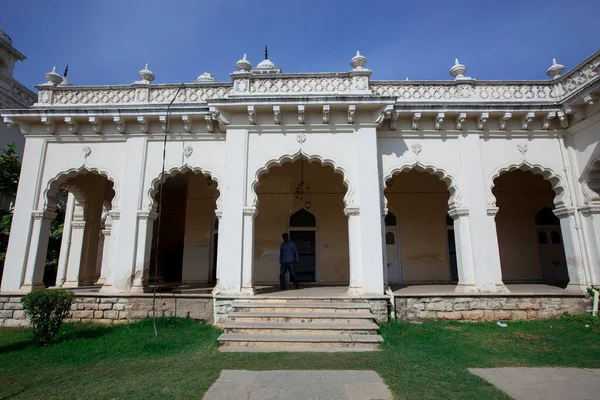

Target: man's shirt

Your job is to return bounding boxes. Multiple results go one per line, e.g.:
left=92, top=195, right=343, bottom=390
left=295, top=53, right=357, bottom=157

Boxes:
left=280, top=241, right=299, bottom=263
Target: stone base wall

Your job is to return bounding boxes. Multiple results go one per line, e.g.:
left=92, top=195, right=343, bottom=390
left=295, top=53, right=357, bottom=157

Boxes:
left=395, top=295, right=591, bottom=321
left=0, top=294, right=214, bottom=327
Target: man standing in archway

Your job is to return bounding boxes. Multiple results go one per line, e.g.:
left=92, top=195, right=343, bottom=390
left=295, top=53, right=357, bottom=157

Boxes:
left=280, top=233, right=300, bottom=290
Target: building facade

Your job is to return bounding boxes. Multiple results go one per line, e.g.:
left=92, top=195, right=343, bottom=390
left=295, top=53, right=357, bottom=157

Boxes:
left=0, top=27, right=36, bottom=211
left=1, top=50, right=600, bottom=298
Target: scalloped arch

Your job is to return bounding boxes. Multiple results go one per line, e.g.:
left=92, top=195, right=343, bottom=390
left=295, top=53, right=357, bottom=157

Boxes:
left=583, top=158, right=600, bottom=203
left=250, top=150, right=355, bottom=208
left=147, top=165, right=223, bottom=211
left=382, top=161, right=462, bottom=209
left=488, top=161, right=568, bottom=208
left=43, top=166, right=119, bottom=211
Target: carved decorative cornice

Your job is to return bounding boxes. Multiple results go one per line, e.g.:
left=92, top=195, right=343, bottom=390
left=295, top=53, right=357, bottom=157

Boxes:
left=553, top=206, right=575, bottom=218
left=448, top=207, right=469, bottom=219
left=580, top=204, right=600, bottom=216
left=108, top=211, right=121, bottom=220
left=486, top=207, right=499, bottom=217
left=243, top=206, right=257, bottom=217
left=31, top=210, right=57, bottom=220
left=71, top=221, right=87, bottom=229
left=344, top=206, right=360, bottom=217
left=137, top=211, right=158, bottom=221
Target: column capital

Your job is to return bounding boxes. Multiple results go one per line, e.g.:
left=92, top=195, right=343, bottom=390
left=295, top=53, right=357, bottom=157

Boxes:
left=486, top=207, right=499, bottom=217
left=242, top=206, right=257, bottom=217
left=553, top=206, right=575, bottom=218
left=579, top=204, right=600, bottom=216
left=137, top=210, right=158, bottom=221
left=108, top=210, right=121, bottom=220
left=71, top=220, right=87, bottom=229
left=215, top=209, right=223, bottom=219
left=31, top=210, right=57, bottom=220
left=449, top=207, right=469, bottom=219
left=344, top=206, right=360, bottom=217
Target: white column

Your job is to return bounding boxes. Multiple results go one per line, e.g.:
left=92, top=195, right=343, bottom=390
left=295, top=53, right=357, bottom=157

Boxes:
left=105, top=137, right=148, bottom=292
left=94, top=231, right=105, bottom=283
left=62, top=218, right=87, bottom=288
left=213, top=209, right=223, bottom=288
left=99, top=211, right=120, bottom=292
left=449, top=207, right=477, bottom=292
left=240, top=207, right=257, bottom=295
left=458, top=134, right=506, bottom=292
left=1, top=138, right=46, bottom=292
left=55, top=192, right=76, bottom=287
left=353, top=126, right=385, bottom=295
left=216, top=129, right=248, bottom=294
left=345, top=206, right=362, bottom=294
left=131, top=211, right=157, bottom=293
left=555, top=207, right=587, bottom=291
left=20, top=210, right=56, bottom=292
left=580, top=205, right=600, bottom=285
left=95, top=218, right=112, bottom=285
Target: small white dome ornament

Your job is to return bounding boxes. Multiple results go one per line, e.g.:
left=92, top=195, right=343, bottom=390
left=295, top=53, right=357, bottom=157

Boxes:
left=59, top=77, right=73, bottom=86
left=449, top=58, right=467, bottom=79
left=546, top=58, right=565, bottom=79
left=235, top=54, right=252, bottom=72
left=44, top=66, right=63, bottom=86
left=256, top=58, right=276, bottom=70
left=138, top=63, right=155, bottom=83
left=350, top=51, right=367, bottom=71
left=196, top=72, right=216, bottom=82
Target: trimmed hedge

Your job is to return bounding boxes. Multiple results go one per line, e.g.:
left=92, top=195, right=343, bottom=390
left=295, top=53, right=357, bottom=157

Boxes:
left=21, top=290, right=74, bottom=346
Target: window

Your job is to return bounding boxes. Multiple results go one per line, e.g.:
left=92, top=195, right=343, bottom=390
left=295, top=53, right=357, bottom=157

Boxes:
left=289, top=209, right=316, bottom=227
left=385, top=212, right=397, bottom=227
left=386, top=232, right=395, bottom=245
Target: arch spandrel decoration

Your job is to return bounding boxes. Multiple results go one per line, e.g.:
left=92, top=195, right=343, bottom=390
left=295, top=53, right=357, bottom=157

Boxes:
left=487, top=161, right=569, bottom=209
left=42, top=166, right=120, bottom=212
left=146, top=165, right=223, bottom=212
left=582, top=157, right=600, bottom=204
left=249, top=150, right=356, bottom=208
left=382, top=160, right=463, bottom=210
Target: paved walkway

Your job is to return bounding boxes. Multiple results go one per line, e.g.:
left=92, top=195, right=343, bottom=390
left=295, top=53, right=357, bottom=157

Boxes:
left=203, top=370, right=393, bottom=400
left=470, top=368, right=600, bottom=400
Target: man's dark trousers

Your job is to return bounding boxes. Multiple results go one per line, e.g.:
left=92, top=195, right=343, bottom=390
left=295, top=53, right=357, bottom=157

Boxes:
left=280, top=262, right=299, bottom=289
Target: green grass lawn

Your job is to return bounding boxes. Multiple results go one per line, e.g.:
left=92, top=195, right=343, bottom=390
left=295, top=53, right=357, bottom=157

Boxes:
left=1, top=315, right=599, bottom=400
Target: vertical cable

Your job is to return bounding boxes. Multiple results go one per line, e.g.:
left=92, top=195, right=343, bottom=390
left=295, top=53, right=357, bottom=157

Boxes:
left=152, top=83, right=185, bottom=337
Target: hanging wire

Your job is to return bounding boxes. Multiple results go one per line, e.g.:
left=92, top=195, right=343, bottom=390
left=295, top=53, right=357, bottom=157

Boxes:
left=151, top=83, right=185, bottom=337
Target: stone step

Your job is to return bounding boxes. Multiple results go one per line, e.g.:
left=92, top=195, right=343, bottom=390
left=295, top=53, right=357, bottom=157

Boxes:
left=223, top=321, right=379, bottom=335
left=228, top=311, right=375, bottom=324
left=231, top=301, right=373, bottom=313
left=218, top=333, right=383, bottom=350
left=219, top=346, right=379, bottom=353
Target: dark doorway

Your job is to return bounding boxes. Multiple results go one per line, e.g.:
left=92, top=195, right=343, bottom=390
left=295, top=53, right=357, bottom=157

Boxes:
left=446, top=215, right=458, bottom=282
left=289, top=230, right=316, bottom=282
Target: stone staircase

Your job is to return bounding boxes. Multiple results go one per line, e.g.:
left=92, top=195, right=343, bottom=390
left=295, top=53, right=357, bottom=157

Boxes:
left=217, top=299, right=383, bottom=352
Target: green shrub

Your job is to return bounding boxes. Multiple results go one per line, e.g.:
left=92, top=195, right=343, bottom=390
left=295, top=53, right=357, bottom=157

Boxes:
left=21, top=290, right=74, bottom=346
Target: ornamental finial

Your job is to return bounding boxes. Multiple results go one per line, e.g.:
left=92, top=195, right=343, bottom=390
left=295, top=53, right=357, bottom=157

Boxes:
left=449, top=58, right=467, bottom=79
left=350, top=50, right=367, bottom=71
left=235, top=54, right=252, bottom=72
left=44, top=66, right=63, bottom=86
left=138, top=63, right=155, bottom=83
left=546, top=58, right=565, bottom=79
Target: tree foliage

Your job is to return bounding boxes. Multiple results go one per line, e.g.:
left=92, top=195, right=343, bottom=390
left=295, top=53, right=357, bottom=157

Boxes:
left=0, top=143, right=21, bottom=196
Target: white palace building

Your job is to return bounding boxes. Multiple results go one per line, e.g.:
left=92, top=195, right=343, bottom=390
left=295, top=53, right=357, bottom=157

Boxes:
left=1, top=47, right=600, bottom=331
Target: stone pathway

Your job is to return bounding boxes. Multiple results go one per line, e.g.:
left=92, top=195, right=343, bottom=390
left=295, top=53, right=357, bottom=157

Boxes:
left=203, top=370, right=393, bottom=400
left=470, top=368, right=600, bottom=400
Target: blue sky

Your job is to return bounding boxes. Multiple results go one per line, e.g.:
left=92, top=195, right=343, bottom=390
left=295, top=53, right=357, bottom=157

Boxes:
left=2, top=0, right=599, bottom=89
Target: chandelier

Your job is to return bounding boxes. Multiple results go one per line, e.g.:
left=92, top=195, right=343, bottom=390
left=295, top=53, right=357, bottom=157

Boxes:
left=294, top=156, right=310, bottom=206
